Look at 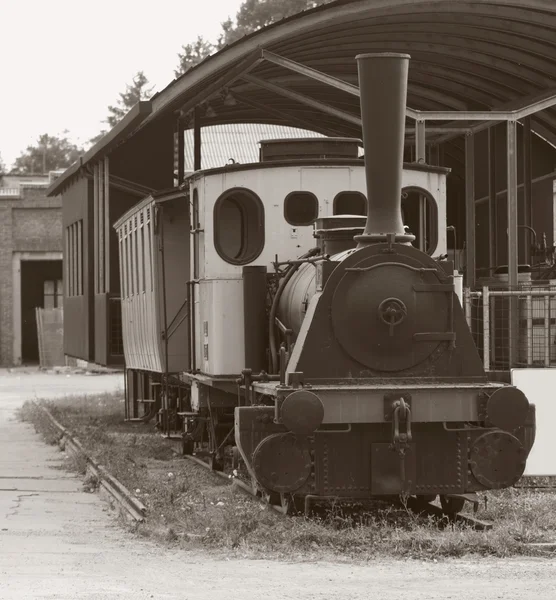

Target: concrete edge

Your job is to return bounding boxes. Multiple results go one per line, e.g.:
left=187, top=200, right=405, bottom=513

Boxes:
left=32, top=401, right=146, bottom=523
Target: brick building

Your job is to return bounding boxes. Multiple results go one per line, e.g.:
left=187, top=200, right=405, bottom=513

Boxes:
left=0, top=173, right=63, bottom=365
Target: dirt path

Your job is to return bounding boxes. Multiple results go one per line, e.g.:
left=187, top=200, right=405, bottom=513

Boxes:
left=1, top=369, right=555, bottom=599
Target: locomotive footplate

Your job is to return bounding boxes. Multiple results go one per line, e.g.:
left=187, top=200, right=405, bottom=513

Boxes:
left=251, top=380, right=505, bottom=424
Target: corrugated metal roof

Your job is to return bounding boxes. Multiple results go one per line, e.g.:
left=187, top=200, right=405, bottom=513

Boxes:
left=183, top=123, right=323, bottom=169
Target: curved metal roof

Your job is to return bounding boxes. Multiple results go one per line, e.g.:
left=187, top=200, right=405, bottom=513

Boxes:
left=48, top=0, right=556, bottom=195
left=146, top=0, right=556, bottom=141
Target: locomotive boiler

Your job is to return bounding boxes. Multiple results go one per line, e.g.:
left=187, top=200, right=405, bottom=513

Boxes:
left=115, top=52, right=535, bottom=516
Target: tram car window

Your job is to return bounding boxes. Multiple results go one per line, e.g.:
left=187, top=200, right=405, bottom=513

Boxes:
left=284, top=191, right=319, bottom=226
left=213, top=188, right=265, bottom=265
left=401, top=187, right=438, bottom=255
left=333, top=191, right=367, bottom=216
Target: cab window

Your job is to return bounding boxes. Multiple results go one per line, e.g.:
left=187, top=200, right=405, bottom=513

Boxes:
left=214, top=188, right=265, bottom=265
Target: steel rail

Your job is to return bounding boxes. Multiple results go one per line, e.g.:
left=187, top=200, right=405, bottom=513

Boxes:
left=32, top=402, right=146, bottom=523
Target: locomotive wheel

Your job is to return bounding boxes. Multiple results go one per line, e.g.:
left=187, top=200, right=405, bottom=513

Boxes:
left=280, top=493, right=305, bottom=515
left=209, top=453, right=224, bottom=472
left=440, top=495, right=465, bottom=515
left=263, top=491, right=282, bottom=506
left=411, top=494, right=437, bottom=510
left=181, top=437, right=194, bottom=456
left=232, top=447, right=240, bottom=471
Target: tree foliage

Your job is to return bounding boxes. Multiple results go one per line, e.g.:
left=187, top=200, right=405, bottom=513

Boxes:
left=174, top=37, right=216, bottom=77
left=175, top=0, right=332, bottom=75
left=12, top=134, right=82, bottom=175
left=222, top=0, right=330, bottom=44
left=105, top=71, right=154, bottom=129
left=91, top=71, right=154, bottom=145
left=0, top=153, right=6, bottom=177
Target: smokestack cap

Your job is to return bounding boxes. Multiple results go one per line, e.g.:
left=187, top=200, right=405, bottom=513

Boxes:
left=356, top=53, right=411, bottom=60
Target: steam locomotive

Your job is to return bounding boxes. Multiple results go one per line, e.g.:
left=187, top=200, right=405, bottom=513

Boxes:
left=115, top=53, right=535, bottom=515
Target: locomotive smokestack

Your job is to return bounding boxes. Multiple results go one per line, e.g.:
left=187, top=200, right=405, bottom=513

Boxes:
left=354, top=53, right=415, bottom=246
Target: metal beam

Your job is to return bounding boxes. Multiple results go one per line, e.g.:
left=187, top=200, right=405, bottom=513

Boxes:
left=406, top=127, right=470, bottom=135
left=410, top=110, right=514, bottom=121
left=176, top=52, right=263, bottom=124
left=507, top=120, right=519, bottom=367
left=523, top=117, right=533, bottom=264
left=261, top=50, right=360, bottom=97
left=231, top=91, right=346, bottom=137
left=465, top=133, right=476, bottom=289
left=488, top=127, right=497, bottom=270
left=193, top=106, right=201, bottom=171
left=176, top=118, right=184, bottom=185
left=258, top=52, right=423, bottom=120
left=518, top=94, right=556, bottom=119
left=425, top=88, right=556, bottom=144
left=415, top=121, right=426, bottom=163
left=242, top=74, right=362, bottom=127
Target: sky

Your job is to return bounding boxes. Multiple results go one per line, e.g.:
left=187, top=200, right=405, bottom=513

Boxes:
left=0, top=0, right=245, bottom=170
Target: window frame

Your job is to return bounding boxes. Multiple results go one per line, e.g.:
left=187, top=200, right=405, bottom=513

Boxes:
left=213, top=187, right=265, bottom=266
left=283, top=191, right=319, bottom=226
left=401, top=186, right=439, bottom=256
left=333, top=191, right=367, bottom=216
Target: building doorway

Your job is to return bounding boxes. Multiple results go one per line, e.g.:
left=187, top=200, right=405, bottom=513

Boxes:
left=19, top=258, right=63, bottom=364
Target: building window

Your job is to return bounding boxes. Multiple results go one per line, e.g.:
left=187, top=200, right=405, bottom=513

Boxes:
left=214, top=188, right=265, bottom=265
left=44, top=280, right=63, bottom=308
left=284, top=191, right=318, bottom=226
left=65, top=220, right=83, bottom=297
left=333, top=191, right=367, bottom=216
left=401, top=187, right=438, bottom=255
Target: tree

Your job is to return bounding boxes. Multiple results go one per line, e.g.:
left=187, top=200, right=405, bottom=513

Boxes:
left=175, top=0, right=332, bottom=75
left=90, top=71, right=154, bottom=145
left=221, top=0, right=330, bottom=45
left=106, top=71, right=154, bottom=129
left=0, top=153, right=6, bottom=177
left=174, top=37, right=216, bottom=77
left=12, top=134, right=82, bottom=174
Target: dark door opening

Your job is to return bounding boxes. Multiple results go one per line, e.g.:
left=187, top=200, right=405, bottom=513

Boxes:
left=21, top=260, right=63, bottom=364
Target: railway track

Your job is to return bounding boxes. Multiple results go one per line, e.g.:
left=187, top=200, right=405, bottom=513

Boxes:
left=183, top=453, right=493, bottom=530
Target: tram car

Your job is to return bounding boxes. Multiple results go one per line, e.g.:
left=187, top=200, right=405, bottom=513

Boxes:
left=114, top=53, right=535, bottom=514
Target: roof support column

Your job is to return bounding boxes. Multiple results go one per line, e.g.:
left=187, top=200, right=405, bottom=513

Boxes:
left=193, top=106, right=201, bottom=171
left=416, top=120, right=426, bottom=163
left=465, top=132, right=476, bottom=289
left=177, top=118, right=185, bottom=185
left=104, top=156, right=110, bottom=293
left=488, top=127, right=497, bottom=270
left=507, top=119, right=519, bottom=367
left=523, top=117, right=533, bottom=264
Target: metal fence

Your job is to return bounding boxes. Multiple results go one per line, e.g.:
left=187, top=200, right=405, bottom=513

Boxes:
left=464, top=285, right=556, bottom=371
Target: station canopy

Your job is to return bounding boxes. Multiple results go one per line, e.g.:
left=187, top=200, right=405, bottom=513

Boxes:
left=49, top=0, right=556, bottom=195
